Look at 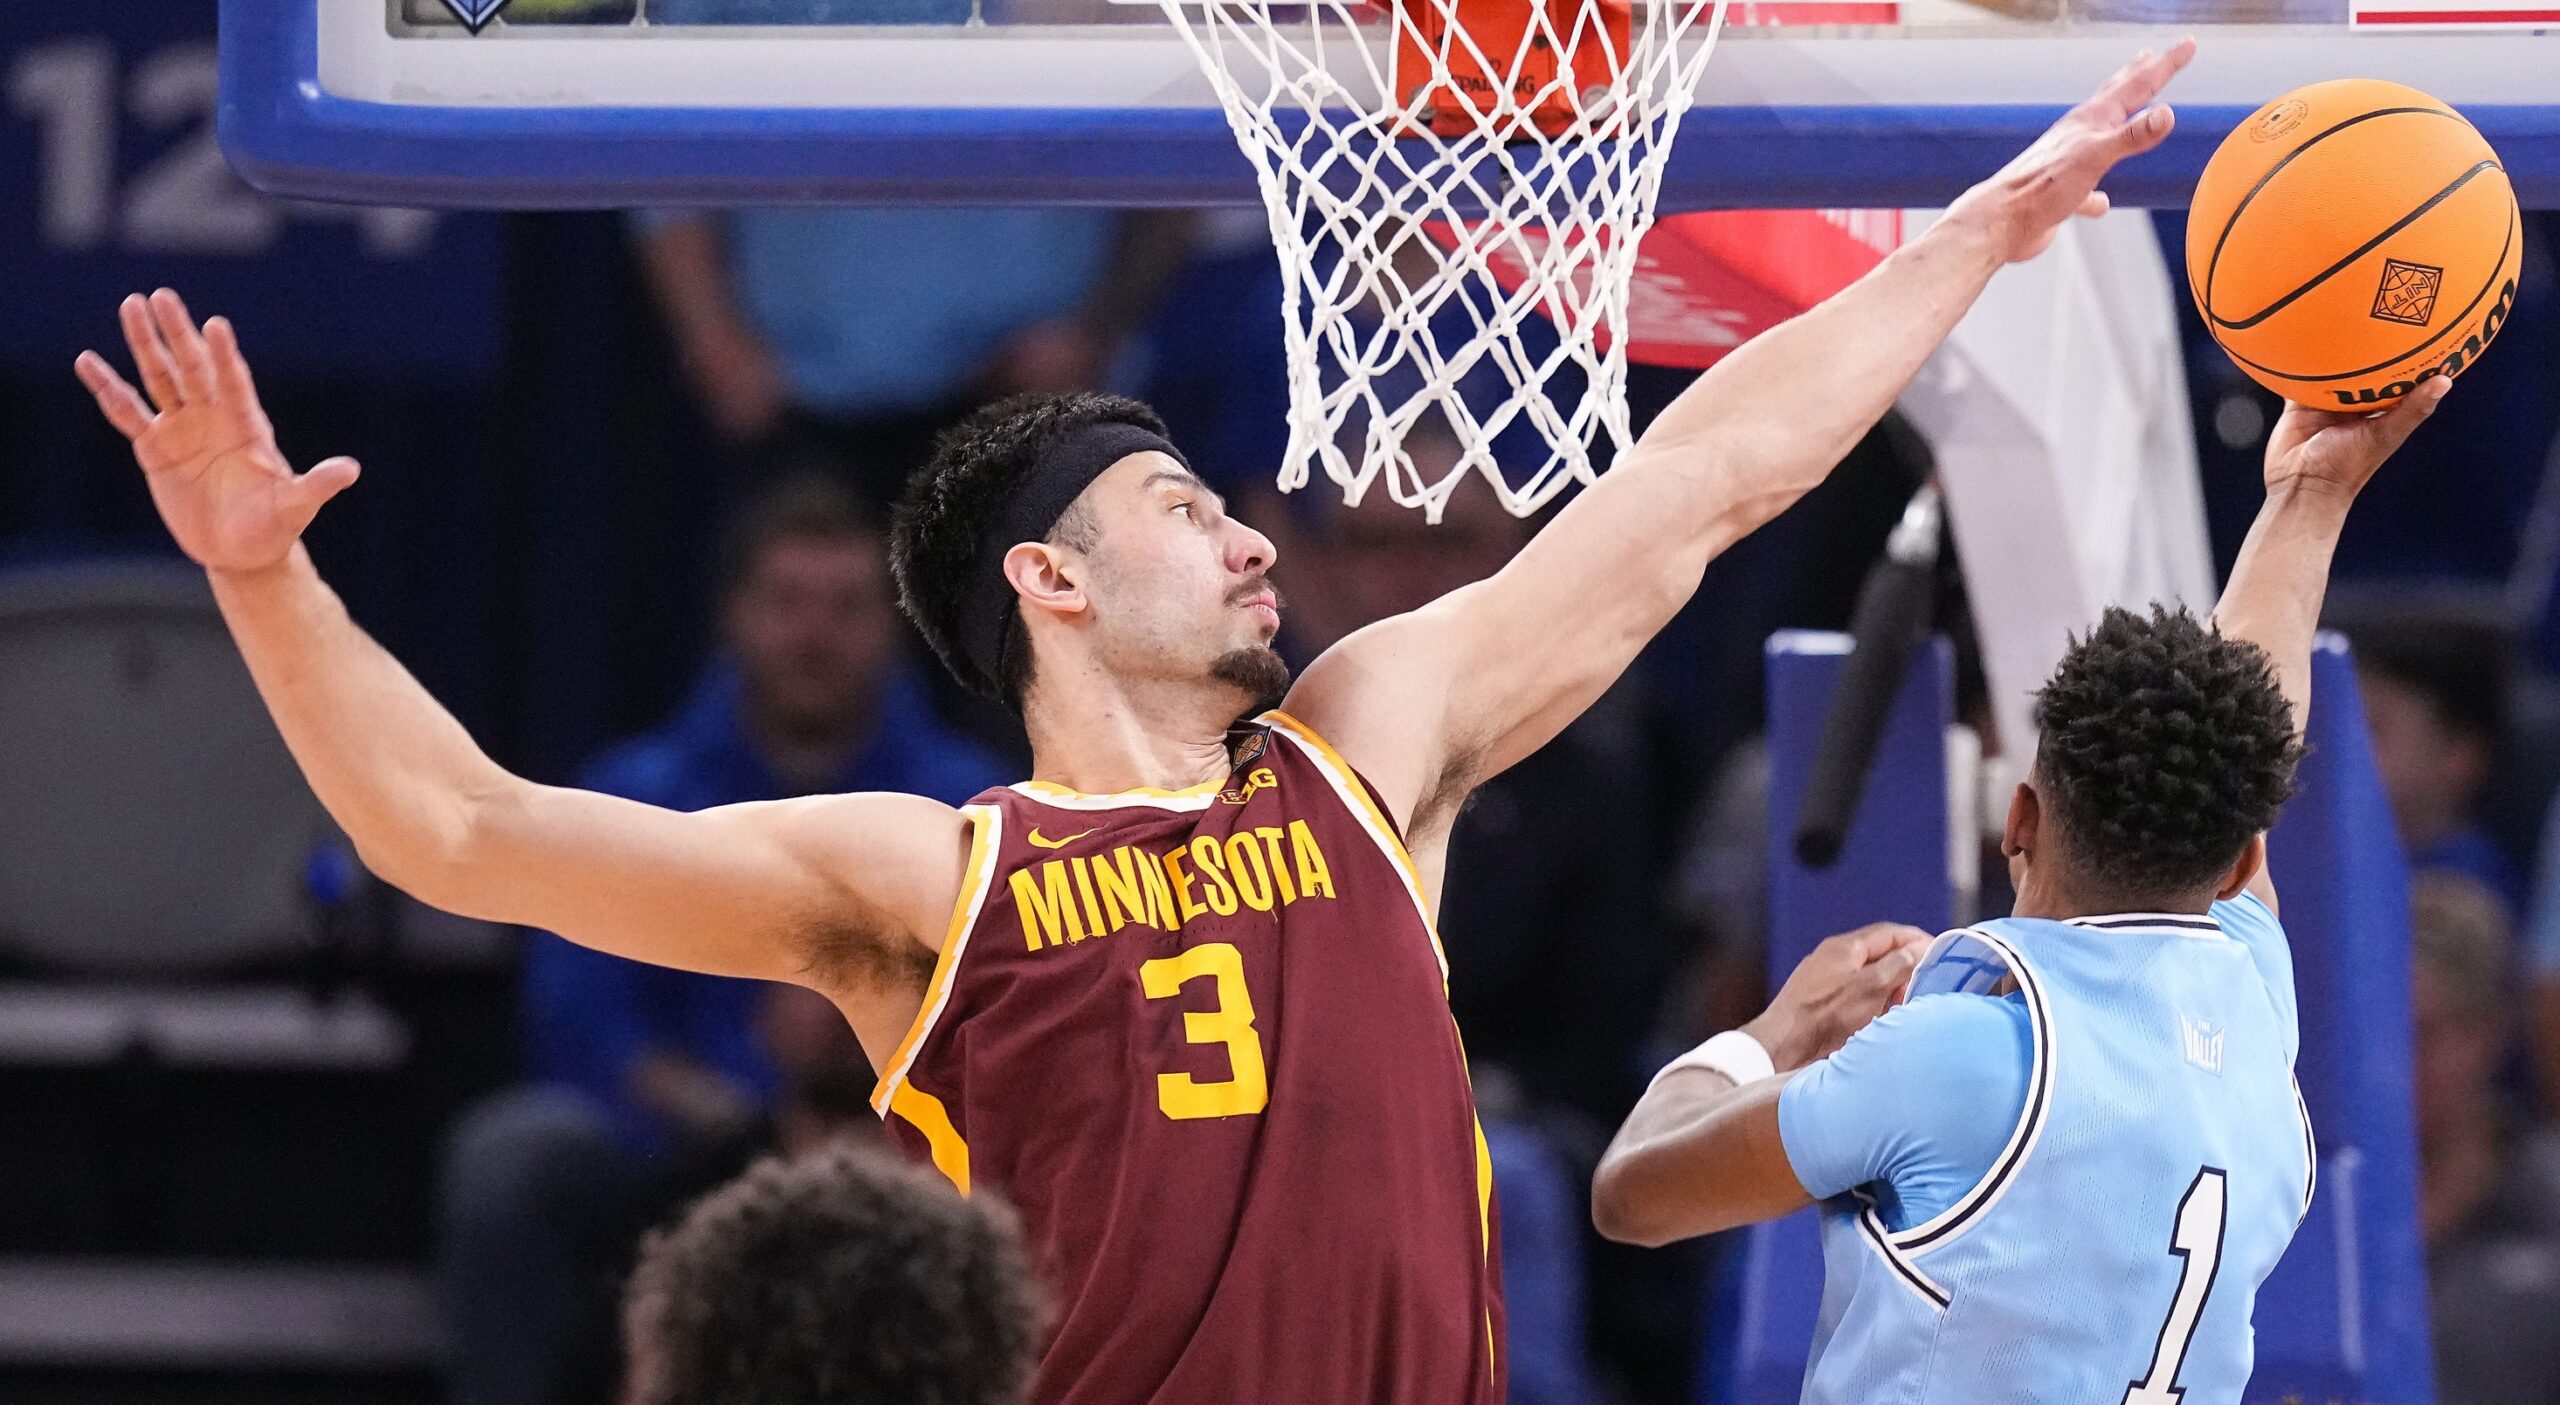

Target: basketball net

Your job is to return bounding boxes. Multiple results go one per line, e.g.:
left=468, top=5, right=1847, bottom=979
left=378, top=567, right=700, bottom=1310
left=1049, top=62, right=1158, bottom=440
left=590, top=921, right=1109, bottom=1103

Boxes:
left=1155, top=0, right=1731, bottom=518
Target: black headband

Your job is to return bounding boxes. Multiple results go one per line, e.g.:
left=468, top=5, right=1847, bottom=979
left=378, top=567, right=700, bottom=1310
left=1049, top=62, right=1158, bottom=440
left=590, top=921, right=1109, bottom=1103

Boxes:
left=959, top=422, right=1190, bottom=695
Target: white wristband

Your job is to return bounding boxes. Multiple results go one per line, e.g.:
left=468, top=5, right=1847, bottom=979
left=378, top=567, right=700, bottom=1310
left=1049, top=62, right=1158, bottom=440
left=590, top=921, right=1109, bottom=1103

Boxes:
left=1650, top=1029, right=1777, bottom=1094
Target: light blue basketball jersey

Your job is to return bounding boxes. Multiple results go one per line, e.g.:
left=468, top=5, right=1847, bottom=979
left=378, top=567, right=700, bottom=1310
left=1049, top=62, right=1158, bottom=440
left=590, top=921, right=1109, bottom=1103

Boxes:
left=1792, top=897, right=2317, bottom=1405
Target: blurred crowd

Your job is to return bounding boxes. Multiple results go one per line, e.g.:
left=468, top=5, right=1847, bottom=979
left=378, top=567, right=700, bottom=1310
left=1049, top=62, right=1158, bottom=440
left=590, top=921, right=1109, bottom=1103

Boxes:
left=5, top=191, right=2560, bottom=1405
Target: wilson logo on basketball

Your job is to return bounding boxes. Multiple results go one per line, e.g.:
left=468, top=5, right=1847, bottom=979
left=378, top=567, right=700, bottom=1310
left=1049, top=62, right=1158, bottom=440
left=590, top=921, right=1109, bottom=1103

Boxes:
left=2370, top=259, right=2444, bottom=326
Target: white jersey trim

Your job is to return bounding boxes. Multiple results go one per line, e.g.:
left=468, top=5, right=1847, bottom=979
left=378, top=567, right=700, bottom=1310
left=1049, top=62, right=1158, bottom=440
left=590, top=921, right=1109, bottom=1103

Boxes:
left=2063, top=911, right=2229, bottom=941
left=1889, top=927, right=2056, bottom=1258
left=1006, top=779, right=1220, bottom=813
left=2291, top=1073, right=2319, bottom=1230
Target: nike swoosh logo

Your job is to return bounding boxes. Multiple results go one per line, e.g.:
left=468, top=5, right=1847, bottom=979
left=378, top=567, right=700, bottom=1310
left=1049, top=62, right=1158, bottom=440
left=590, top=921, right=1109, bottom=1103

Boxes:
left=1027, top=827, right=1097, bottom=850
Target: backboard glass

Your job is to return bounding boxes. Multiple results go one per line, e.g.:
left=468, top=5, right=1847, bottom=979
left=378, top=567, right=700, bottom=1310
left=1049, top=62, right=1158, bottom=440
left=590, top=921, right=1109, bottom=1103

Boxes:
left=219, top=0, right=2560, bottom=209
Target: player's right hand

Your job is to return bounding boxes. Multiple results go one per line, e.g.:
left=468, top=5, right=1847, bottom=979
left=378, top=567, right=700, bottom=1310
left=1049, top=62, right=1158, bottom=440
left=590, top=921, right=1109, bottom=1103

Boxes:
left=75, top=289, right=360, bottom=575
left=1944, top=39, right=2195, bottom=265
left=1743, top=923, right=1930, bottom=1073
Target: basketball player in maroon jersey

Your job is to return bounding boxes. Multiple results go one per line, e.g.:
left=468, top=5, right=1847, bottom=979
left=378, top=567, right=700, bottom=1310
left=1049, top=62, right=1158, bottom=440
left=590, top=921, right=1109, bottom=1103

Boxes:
left=76, top=41, right=2188, bottom=1405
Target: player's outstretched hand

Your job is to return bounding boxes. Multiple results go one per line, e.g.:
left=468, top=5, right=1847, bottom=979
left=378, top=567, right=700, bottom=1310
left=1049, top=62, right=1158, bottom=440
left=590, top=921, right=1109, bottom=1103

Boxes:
left=1945, top=39, right=2195, bottom=265
left=2263, top=376, right=2449, bottom=502
left=1743, top=923, right=1930, bottom=1073
left=74, top=289, right=360, bottom=575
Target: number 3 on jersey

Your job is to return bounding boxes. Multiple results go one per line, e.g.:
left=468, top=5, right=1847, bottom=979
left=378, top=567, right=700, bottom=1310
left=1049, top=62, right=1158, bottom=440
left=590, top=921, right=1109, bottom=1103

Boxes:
left=1140, top=943, right=1269, bottom=1120
left=2124, top=1167, right=2229, bottom=1405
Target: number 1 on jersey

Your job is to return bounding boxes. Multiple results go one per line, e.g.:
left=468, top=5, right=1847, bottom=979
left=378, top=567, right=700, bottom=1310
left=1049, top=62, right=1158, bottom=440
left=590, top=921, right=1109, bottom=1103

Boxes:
left=2124, top=1167, right=2229, bottom=1405
left=1140, top=943, right=1269, bottom=1120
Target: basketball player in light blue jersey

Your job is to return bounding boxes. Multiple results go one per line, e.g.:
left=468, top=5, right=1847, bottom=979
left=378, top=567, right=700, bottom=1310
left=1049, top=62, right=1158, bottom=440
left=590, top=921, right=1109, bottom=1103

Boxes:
left=1592, top=374, right=2453, bottom=1405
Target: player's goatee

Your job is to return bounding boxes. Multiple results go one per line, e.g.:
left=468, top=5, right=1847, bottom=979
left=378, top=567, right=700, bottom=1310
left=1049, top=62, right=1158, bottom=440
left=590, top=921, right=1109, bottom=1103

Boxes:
left=1212, top=645, right=1292, bottom=715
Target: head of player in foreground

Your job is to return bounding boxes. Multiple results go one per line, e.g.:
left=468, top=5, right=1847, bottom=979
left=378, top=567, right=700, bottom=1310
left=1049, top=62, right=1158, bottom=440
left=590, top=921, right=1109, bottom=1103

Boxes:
left=2002, top=602, right=2305, bottom=920
left=891, top=392, right=1288, bottom=730
left=622, top=1143, right=1046, bottom=1405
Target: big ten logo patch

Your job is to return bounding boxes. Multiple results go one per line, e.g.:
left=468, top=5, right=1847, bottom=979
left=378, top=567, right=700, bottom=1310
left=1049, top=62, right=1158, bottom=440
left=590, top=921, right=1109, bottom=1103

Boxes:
left=1222, top=768, right=1279, bottom=806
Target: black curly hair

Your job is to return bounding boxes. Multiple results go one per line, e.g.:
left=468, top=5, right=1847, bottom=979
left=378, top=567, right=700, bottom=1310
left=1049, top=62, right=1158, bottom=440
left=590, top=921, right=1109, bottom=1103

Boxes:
left=623, top=1145, right=1047, bottom=1405
left=890, top=392, right=1169, bottom=707
left=2031, top=604, right=2305, bottom=902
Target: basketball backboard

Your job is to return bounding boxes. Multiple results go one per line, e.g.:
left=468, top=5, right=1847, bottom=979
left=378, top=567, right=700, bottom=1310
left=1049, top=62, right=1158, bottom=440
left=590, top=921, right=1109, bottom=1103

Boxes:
left=220, top=0, right=2560, bottom=210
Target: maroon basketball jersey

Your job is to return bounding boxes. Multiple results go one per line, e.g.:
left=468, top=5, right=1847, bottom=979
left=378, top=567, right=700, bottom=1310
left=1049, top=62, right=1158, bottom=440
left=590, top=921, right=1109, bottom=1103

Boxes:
left=871, top=711, right=1503, bottom=1405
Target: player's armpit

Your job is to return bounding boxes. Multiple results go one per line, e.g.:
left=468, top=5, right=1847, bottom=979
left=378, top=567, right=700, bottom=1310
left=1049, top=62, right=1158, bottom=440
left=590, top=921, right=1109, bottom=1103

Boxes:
left=1592, top=1072, right=1813, bottom=1248
left=410, top=785, right=970, bottom=993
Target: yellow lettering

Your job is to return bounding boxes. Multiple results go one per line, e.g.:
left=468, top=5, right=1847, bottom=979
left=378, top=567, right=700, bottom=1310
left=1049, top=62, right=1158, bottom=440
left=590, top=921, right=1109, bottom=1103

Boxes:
left=1255, top=826, right=1296, bottom=904
left=1165, top=848, right=1207, bottom=924
left=1010, top=862, right=1084, bottom=950
left=1189, top=835, right=1240, bottom=916
left=1138, top=847, right=1181, bottom=931
left=1093, top=847, right=1148, bottom=934
left=1068, top=856, right=1107, bottom=943
left=1289, top=820, right=1334, bottom=899
left=1139, top=942, right=1268, bottom=1119
left=1224, top=832, right=1275, bottom=912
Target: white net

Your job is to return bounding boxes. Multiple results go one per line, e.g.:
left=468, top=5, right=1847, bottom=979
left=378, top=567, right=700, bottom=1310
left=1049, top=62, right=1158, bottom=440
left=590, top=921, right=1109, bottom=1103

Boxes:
left=1155, top=0, right=1730, bottom=518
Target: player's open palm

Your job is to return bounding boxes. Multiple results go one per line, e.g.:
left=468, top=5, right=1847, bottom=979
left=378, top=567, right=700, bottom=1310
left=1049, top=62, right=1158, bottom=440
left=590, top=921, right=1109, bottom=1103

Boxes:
left=1948, top=38, right=2195, bottom=264
left=2264, top=377, right=2448, bottom=501
left=74, top=289, right=360, bottom=574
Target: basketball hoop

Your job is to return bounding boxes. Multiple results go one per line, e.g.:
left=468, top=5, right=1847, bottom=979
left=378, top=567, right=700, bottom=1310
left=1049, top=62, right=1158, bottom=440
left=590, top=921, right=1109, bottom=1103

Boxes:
left=1155, top=0, right=1731, bottom=518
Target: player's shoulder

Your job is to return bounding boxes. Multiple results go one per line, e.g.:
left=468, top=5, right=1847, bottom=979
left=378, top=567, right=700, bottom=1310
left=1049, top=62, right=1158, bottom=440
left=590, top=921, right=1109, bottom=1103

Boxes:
left=2208, top=890, right=2294, bottom=983
left=2210, top=889, right=2284, bottom=941
left=2209, top=890, right=2299, bottom=1042
left=1819, top=990, right=2033, bottom=1106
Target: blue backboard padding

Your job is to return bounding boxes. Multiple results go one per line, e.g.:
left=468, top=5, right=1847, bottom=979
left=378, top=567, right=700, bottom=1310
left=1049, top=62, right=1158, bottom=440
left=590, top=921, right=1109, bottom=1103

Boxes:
left=1765, top=630, right=1956, bottom=957
left=1738, top=634, right=2433, bottom=1405
left=219, top=0, right=2560, bottom=210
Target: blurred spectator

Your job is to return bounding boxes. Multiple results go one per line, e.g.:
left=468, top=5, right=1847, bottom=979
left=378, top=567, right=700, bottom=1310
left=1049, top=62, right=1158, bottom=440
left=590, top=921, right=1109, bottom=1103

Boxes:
left=438, top=477, right=1007, bottom=1405
left=2411, top=873, right=2560, bottom=1405
left=622, top=1144, right=1046, bottom=1405
left=1665, top=736, right=1778, bottom=1042
left=635, top=206, right=1192, bottom=509
left=2343, top=610, right=2522, bottom=912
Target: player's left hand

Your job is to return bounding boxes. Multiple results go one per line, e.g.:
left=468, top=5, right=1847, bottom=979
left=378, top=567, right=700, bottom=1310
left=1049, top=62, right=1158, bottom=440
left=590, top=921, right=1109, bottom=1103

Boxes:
left=2263, top=376, right=2450, bottom=501
left=1743, top=923, right=1930, bottom=1073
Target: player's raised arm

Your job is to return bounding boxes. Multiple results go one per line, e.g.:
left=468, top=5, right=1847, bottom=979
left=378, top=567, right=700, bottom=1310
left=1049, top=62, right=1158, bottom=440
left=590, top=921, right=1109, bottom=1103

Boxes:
left=1285, top=44, right=2191, bottom=833
left=2206, top=382, right=2446, bottom=910
left=2213, top=386, right=2447, bottom=730
left=74, top=292, right=965, bottom=993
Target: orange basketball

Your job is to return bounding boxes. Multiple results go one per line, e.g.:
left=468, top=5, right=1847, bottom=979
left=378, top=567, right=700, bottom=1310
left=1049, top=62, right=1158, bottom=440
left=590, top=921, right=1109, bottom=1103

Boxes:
left=2185, top=79, right=2521, bottom=410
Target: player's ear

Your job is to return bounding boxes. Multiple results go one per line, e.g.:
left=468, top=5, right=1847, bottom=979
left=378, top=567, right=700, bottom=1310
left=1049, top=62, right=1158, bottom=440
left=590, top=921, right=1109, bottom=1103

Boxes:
left=2215, top=833, right=2268, bottom=903
left=1004, top=541, right=1090, bottom=620
left=2001, top=781, right=2037, bottom=860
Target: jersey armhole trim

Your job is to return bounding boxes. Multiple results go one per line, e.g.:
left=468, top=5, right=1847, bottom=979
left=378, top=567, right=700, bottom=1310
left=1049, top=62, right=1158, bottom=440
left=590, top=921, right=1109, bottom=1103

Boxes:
left=2291, top=1073, right=2318, bottom=1230
left=889, top=1082, right=972, bottom=1195
left=1855, top=1190, right=1952, bottom=1309
left=869, top=803, right=1003, bottom=1115
left=1889, top=927, right=2056, bottom=1258
left=1261, top=710, right=1451, bottom=981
